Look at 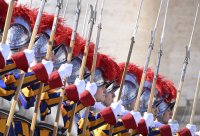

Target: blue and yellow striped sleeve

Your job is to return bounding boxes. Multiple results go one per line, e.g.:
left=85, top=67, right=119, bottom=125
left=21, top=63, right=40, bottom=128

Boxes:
left=93, top=123, right=130, bottom=136
left=13, top=120, right=31, bottom=136
left=0, top=118, right=16, bottom=136
left=78, top=112, right=105, bottom=134
left=0, top=72, right=39, bottom=100
left=62, top=101, right=85, bottom=129
left=0, top=59, right=17, bottom=75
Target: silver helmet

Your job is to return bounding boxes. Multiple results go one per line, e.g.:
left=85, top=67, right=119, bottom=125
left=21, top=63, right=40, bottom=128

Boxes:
left=32, top=29, right=50, bottom=62
left=85, top=68, right=106, bottom=87
left=121, top=73, right=139, bottom=107
left=6, top=17, right=31, bottom=53
left=139, top=81, right=159, bottom=113
left=52, top=44, right=68, bottom=68
left=139, top=88, right=151, bottom=113
left=156, top=100, right=175, bottom=116
left=68, top=56, right=83, bottom=84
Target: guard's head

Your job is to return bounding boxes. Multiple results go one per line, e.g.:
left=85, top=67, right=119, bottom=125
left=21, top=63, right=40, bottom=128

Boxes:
left=104, top=80, right=119, bottom=106
left=153, top=98, right=175, bottom=124
left=85, top=54, right=119, bottom=103
left=152, top=79, right=177, bottom=124
left=7, top=7, right=32, bottom=54
left=121, top=73, right=139, bottom=111
left=85, top=68, right=107, bottom=102
left=33, top=13, right=66, bottom=63
left=33, top=29, right=51, bottom=62
left=68, top=55, right=90, bottom=84
left=117, top=63, right=142, bottom=111
left=139, top=69, right=162, bottom=114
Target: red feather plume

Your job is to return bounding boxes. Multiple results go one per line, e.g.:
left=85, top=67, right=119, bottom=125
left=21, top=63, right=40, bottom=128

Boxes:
left=55, top=26, right=88, bottom=57
left=0, top=0, right=8, bottom=29
left=80, top=40, right=95, bottom=55
left=38, top=13, right=55, bottom=33
left=118, top=63, right=143, bottom=85
left=27, top=8, right=38, bottom=30
left=161, top=79, right=177, bottom=103
left=35, top=13, right=66, bottom=47
left=98, top=54, right=119, bottom=82
left=12, top=5, right=31, bottom=26
left=66, top=28, right=87, bottom=57
left=85, top=52, right=103, bottom=71
left=145, top=68, right=164, bottom=96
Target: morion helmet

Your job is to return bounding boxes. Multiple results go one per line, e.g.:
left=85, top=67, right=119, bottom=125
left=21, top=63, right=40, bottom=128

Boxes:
left=118, top=63, right=142, bottom=110
left=6, top=6, right=32, bottom=53
left=85, top=53, right=118, bottom=88
left=152, top=79, right=177, bottom=121
left=139, top=69, right=163, bottom=113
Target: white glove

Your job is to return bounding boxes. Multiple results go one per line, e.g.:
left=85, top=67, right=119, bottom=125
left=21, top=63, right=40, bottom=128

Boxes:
left=143, top=112, right=154, bottom=129
left=23, top=49, right=35, bottom=66
left=168, top=119, right=179, bottom=135
left=130, top=111, right=142, bottom=126
left=86, top=82, right=97, bottom=97
left=111, top=101, right=123, bottom=119
left=58, top=63, right=73, bottom=80
left=42, top=59, right=53, bottom=76
left=93, top=102, right=106, bottom=111
left=154, top=120, right=164, bottom=128
left=74, top=78, right=86, bottom=95
left=186, top=124, right=197, bottom=136
left=121, top=109, right=129, bottom=116
left=0, top=43, right=10, bottom=62
left=195, top=131, right=200, bottom=136
left=30, top=59, right=37, bottom=67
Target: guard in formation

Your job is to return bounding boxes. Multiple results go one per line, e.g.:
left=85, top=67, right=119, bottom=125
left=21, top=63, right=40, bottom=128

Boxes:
left=0, top=0, right=199, bottom=136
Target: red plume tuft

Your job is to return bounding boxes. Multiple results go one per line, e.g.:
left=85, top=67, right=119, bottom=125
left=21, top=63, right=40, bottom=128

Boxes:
left=145, top=68, right=154, bottom=82
left=36, top=13, right=65, bottom=47
left=57, top=26, right=91, bottom=57
left=145, top=68, right=164, bottom=96
left=118, top=63, right=143, bottom=85
left=98, top=54, right=119, bottom=82
left=156, top=74, right=164, bottom=97
left=161, top=80, right=177, bottom=103
left=80, top=41, right=95, bottom=55
left=113, top=61, right=120, bottom=85
left=12, top=5, right=31, bottom=25
left=71, top=31, right=87, bottom=57
left=0, top=0, right=8, bottom=29
left=85, top=52, right=103, bottom=71
left=54, top=24, right=67, bottom=47
left=65, top=26, right=73, bottom=45
left=38, top=13, right=54, bottom=33
left=27, top=8, right=38, bottom=30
